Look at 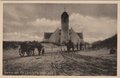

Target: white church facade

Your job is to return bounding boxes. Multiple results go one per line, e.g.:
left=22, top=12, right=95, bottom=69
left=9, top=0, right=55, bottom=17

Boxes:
left=44, top=11, right=84, bottom=46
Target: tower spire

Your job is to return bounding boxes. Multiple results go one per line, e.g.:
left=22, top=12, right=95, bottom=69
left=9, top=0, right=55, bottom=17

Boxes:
left=64, top=7, right=66, bottom=12
left=61, top=8, right=69, bottom=44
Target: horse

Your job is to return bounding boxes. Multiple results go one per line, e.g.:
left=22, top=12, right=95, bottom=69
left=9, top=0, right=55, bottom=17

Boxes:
left=19, top=42, right=32, bottom=57
left=19, top=41, right=44, bottom=57
left=35, top=42, right=44, bottom=55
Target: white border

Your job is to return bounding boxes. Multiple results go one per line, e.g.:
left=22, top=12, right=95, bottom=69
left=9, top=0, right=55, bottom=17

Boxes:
left=0, top=1, right=119, bottom=78
left=1, top=1, right=118, bottom=3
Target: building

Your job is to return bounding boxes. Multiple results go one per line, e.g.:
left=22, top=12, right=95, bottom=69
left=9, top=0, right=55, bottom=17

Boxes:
left=44, top=11, right=84, bottom=46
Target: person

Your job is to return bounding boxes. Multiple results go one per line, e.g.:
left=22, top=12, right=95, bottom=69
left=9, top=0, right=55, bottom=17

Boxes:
left=76, top=43, right=79, bottom=50
left=68, top=40, right=74, bottom=51
left=41, top=47, right=45, bottom=55
left=110, top=48, right=116, bottom=54
left=80, top=42, right=83, bottom=50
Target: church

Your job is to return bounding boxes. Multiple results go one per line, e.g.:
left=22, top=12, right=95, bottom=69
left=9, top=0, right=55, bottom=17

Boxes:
left=43, top=11, right=84, bottom=46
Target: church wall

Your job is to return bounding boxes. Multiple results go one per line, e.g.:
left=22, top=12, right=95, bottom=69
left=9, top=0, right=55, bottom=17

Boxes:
left=69, top=28, right=83, bottom=45
left=49, top=28, right=60, bottom=44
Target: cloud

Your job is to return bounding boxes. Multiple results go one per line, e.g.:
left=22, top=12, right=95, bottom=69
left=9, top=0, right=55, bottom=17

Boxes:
left=4, top=32, right=43, bottom=41
left=27, top=18, right=60, bottom=33
left=3, top=13, right=117, bottom=43
left=3, top=17, right=61, bottom=41
left=69, top=13, right=117, bottom=43
left=30, top=18, right=60, bottom=27
left=3, top=4, right=117, bottom=43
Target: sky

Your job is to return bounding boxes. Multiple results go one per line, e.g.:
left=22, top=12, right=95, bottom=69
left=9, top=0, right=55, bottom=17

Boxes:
left=3, top=3, right=117, bottom=43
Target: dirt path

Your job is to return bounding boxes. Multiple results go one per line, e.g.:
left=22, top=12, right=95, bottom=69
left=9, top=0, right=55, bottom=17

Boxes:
left=3, top=49, right=65, bottom=75
left=3, top=49, right=117, bottom=76
left=59, top=52, right=117, bottom=76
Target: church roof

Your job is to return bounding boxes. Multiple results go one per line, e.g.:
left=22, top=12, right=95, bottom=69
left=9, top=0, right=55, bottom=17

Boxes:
left=44, top=29, right=83, bottom=40
left=61, top=11, right=69, bottom=17
left=44, top=33, right=53, bottom=39
left=77, top=33, right=83, bottom=39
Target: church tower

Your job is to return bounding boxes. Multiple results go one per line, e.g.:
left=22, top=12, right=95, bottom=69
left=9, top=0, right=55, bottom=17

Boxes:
left=44, top=10, right=84, bottom=46
left=61, top=11, right=69, bottom=44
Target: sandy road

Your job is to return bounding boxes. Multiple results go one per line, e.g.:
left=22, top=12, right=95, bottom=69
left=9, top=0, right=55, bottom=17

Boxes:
left=59, top=52, right=117, bottom=76
left=3, top=48, right=117, bottom=76
left=3, top=49, right=66, bottom=75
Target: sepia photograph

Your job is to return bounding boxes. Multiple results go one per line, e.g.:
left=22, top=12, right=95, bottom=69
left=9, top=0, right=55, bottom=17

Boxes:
left=3, top=3, right=117, bottom=76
